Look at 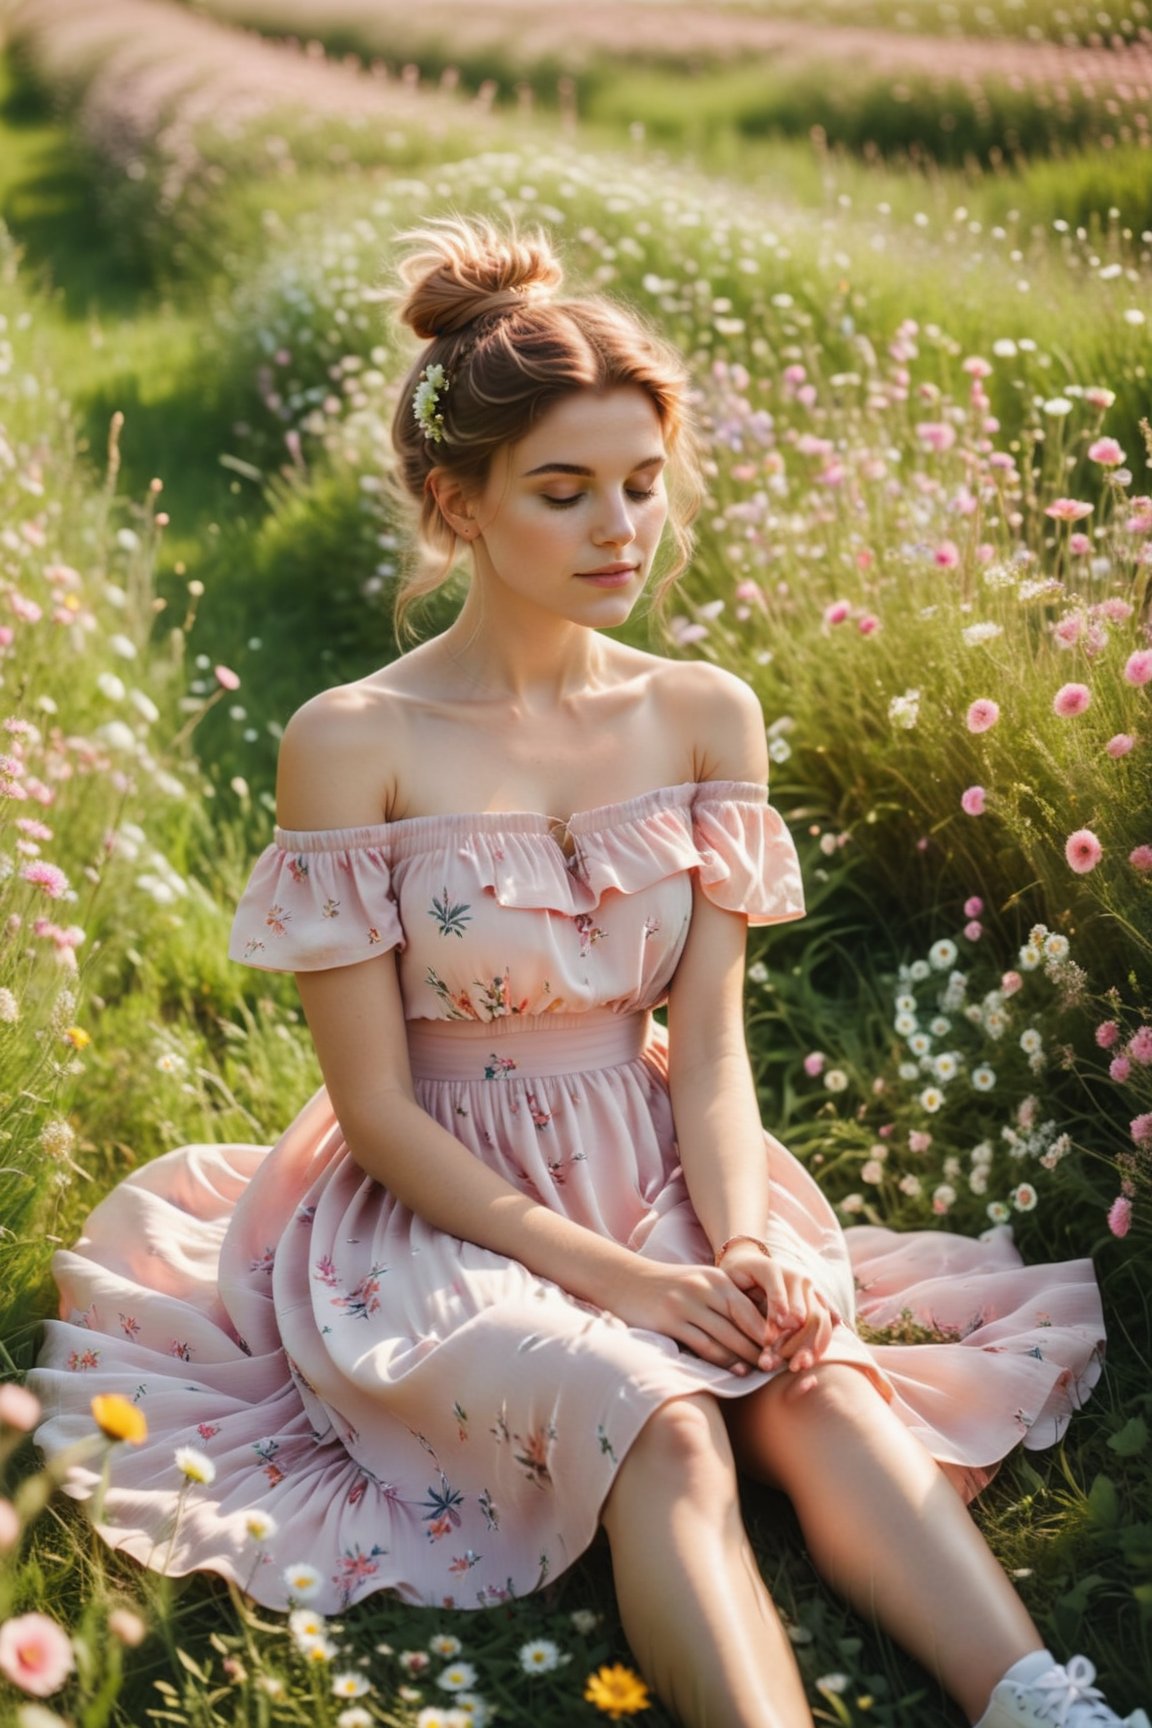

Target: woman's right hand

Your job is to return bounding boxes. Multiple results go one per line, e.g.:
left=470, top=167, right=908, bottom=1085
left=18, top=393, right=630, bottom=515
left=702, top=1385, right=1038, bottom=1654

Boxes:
left=600, top=1257, right=774, bottom=1376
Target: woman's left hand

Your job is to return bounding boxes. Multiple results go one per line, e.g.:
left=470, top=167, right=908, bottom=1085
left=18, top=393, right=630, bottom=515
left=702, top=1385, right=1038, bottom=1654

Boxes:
left=717, top=1241, right=841, bottom=1374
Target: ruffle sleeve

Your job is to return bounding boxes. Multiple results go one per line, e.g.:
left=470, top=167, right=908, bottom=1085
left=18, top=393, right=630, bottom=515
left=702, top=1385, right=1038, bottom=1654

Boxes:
left=691, top=781, right=806, bottom=927
left=227, top=823, right=405, bottom=973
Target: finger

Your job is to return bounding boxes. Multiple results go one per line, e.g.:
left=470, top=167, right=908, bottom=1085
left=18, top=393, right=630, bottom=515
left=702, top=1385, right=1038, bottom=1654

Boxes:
left=679, top=1320, right=759, bottom=1371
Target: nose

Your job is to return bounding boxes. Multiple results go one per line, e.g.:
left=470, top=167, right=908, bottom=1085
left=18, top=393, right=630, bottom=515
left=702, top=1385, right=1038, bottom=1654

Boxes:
left=592, top=488, right=638, bottom=549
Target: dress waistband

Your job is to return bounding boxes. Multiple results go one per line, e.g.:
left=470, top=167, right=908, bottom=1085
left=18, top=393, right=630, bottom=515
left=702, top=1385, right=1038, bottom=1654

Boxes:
left=406, top=1009, right=655, bottom=1081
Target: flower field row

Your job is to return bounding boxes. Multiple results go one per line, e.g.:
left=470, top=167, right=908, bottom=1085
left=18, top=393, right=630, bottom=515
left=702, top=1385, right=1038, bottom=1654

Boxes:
left=176, top=0, right=1152, bottom=165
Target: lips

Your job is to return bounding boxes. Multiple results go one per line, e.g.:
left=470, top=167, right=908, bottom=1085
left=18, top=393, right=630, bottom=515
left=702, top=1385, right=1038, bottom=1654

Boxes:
left=574, top=564, right=639, bottom=585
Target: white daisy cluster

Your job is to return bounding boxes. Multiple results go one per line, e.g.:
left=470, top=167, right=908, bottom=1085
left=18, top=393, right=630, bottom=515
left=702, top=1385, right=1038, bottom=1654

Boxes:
left=1016, top=922, right=1087, bottom=1006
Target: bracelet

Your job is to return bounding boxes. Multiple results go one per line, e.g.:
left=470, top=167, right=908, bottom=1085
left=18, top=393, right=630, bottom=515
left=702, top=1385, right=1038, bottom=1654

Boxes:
left=714, top=1234, right=772, bottom=1266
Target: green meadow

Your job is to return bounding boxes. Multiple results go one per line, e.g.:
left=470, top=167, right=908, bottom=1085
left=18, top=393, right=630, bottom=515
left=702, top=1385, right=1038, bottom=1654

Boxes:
left=0, top=0, right=1150, bottom=1722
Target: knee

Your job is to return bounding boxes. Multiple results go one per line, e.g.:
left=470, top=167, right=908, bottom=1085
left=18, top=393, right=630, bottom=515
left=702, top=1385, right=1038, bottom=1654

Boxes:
left=627, top=1395, right=736, bottom=1494
left=763, top=1361, right=879, bottom=1428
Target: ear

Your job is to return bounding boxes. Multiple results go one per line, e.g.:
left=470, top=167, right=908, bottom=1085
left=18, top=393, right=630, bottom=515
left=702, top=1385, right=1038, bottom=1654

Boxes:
left=427, top=470, right=480, bottom=542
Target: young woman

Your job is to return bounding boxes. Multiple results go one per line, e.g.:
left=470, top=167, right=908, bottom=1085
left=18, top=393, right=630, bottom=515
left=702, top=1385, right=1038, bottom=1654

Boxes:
left=31, top=219, right=1144, bottom=1728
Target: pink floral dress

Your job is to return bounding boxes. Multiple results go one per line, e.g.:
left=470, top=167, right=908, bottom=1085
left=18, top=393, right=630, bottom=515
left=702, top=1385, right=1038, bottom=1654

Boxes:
left=30, top=781, right=1105, bottom=1613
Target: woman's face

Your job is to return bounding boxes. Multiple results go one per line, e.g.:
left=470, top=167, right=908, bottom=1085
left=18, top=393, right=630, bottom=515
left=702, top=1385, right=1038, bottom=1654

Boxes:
left=462, top=386, right=671, bottom=626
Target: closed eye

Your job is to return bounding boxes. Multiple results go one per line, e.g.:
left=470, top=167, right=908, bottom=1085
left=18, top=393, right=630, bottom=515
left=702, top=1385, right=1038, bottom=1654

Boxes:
left=542, top=487, right=659, bottom=509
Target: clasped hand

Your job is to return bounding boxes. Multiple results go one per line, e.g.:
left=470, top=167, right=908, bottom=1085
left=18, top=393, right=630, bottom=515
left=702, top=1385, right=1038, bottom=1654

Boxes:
left=606, top=1244, right=840, bottom=1377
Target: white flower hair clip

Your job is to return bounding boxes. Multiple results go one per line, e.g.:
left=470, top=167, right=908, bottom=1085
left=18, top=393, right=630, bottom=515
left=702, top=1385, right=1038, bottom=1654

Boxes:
left=412, top=362, right=449, bottom=445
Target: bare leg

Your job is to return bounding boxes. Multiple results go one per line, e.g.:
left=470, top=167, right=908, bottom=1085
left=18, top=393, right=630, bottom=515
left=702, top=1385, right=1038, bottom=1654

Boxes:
left=601, top=1394, right=814, bottom=1728
left=725, top=1364, right=1044, bottom=1725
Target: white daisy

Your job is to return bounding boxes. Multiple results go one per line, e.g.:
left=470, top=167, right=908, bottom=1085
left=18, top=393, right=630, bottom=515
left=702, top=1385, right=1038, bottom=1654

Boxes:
left=174, top=1446, right=215, bottom=1486
left=283, top=1562, right=322, bottom=1601
left=972, top=1066, right=996, bottom=1091
left=518, top=1639, right=561, bottom=1674
left=438, top=1662, right=478, bottom=1692
left=331, top=1673, right=371, bottom=1699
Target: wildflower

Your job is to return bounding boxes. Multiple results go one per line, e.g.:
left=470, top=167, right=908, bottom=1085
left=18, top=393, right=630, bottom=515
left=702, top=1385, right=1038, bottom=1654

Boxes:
left=416, top=1710, right=469, bottom=1728
left=1108, top=1196, right=1133, bottom=1238
left=861, top=1160, right=885, bottom=1184
left=1096, top=1021, right=1120, bottom=1049
left=1124, top=650, right=1152, bottom=687
left=824, top=1069, right=848, bottom=1093
left=1043, top=934, right=1070, bottom=961
left=962, top=620, right=1004, bottom=647
left=1087, top=437, right=1126, bottom=466
left=1065, top=829, right=1102, bottom=874
left=888, top=689, right=920, bottom=729
left=1106, top=734, right=1134, bottom=758
left=918, top=1087, right=944, bottom=1113
left=19, top=861, right=69, bottom=899
left=0, top=1499, right=19, bottom=1554
left=338, top=1711, right=374, bottom=1728
left=1132, top=1113, right=1152, bottom=1148
left=400, top=1650, right=432, bottom=1675
left=802, top=1052, right=825, bottom=1077
left=289, top=1610, right=326, bottom=1644
left=214, top=665, right=241, bottom=691
left=934, top=1054, right=959, bottom=1082
left=898, top=1173, right=923, bottom=1197
left=62, top=1026, right=90, bottom=1050
left=302, top=1637, right=338, bottom=1664
left=964, top=920, right=983, bottom=941
left=908, top=1130, right=932, bottom=1153
left=584, top=1663, right=651, bottom=1719
left=570, top=1609, right=599, bottom=1635
left=961, top=786, right=986, bottom=816
left=1130, top=845, right=1152, bottom=873
left=174, top=1446, right=215, bottom=1486
left=972, top=1066, right=996, bottom=1091
left=1011, top=1183, right=1038, bottom=1212
left=929, top=939, right=957, bottom=970
left=1044, top=499, right=1093, bottom=522
left=332, top=1673, right=371, bottom=1699
left=986, top=1200, right=1011, bottom=1224
left=38, top=1120, right=75, bottom=1162
left=1053, top=683, right=1091, bottom=718
left=0, top=1614, right=74, bottom=1697
left=155, top=1051, right=188, bottom=1075
left=243, top=1509, right=278, bottom=1542
left=0, top=1384, right=41, bottom=1430
left=823, top=600, right=850, bottom=626
left=284, top=1563, right=322, bottom=1601
left=91, top=1394, right=148, bottom=1445
left=437, top=1661, right=478, bottom=1691
left=519, top=1640, right=562, bottom=1673
left=0, top=987, right=18, bottom=1023
left=1111, top=1055, right=1132, bottom=1083
left=817, top=1674, right=850, bottom=1696
left=964, top=896, right=984, bottom=918
left=1020, top=1030, right=1043, bottom=1055
left=429, top=1635, right=463, bottom=1658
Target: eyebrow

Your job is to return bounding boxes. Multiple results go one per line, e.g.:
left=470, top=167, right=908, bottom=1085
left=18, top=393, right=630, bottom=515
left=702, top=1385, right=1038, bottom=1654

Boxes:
left=521, top=455, right=666, bottom=478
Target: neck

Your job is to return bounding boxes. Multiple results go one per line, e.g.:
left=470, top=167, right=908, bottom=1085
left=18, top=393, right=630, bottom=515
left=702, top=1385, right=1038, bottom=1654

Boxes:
left=442, top=583, right=608, bottom=708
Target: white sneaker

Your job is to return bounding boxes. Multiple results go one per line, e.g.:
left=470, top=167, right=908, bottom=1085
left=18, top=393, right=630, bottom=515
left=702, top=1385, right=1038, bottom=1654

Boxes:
left=977, top=1653, right=1151, bottom=1728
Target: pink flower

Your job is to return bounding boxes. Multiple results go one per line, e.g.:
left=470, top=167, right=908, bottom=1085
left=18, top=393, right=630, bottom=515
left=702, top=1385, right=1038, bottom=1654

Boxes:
left=916, top=421, right=956, bottom=452
left=1053, top=682, right=1091, bottom=718
left=908, top=1130, right=933, bottom=1154
left=214, top=665, right=241, bottom=692
left=1095, top=1020, right=1120, bottom=1049
left=0, top=1383, right=41, bottom=1431
left=823, top=600, right=850, bottom=626
left=1107, top=1195, right=1132, bottom=1238
left=966, top=698, right=1000, bottom=733
left=1124, top=649, right=1152, bottom=687
left=803, top=1052, right=825, bottom=1077
left=0, top=1612, right=74, bottom=1697
left=1084, top=386, right=1116, bottom=410
left=1128, top=1026, right=1152, bottom=1065
left=1130, top=845, right=1152, bottom=873
left=1001, top=970, right=1023, bottom=996
left=1110, top=1055, right=1132, bottom=1083
left=1069, top=532, right=1092, bottom=555
left=1065, top=828, right=1102, bottom=874
left=963, top=919, right=983, bottom=941
left=964, top=895, right=984, bottom=917
left=961, top=786, right=986, bottom=816
left=1106, top=733, right=1135, bottom=758
left=1044, top=498, right=1093, bottom=522
left=934, top=540, right=960, bottom=568
left=1132, top=1112, right=1152, bottom=1148
left=1087, top=436, right=1126, bottom=466
left=857, top=613, right=880, bottom=635
left=1053, top=613, right=1083, bottom=649
left=19, top=861, right=70, bottom=899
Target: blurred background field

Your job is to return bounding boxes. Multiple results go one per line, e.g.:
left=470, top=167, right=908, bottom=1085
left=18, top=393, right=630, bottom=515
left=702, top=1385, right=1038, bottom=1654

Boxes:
left=0, top=0, right=1150, bottom=1723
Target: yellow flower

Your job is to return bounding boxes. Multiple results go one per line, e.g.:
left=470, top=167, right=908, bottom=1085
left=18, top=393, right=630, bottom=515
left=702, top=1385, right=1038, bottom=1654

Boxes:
left=91, top=1394, right=148, bottom=1445
left=584, top=1664, right=651, bottom=1719
left=63, top=1026, right=91, bottom=1049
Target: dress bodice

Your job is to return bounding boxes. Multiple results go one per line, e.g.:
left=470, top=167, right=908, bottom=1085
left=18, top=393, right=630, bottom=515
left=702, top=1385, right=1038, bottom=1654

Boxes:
left=227, top=780, right=805, bottom=1023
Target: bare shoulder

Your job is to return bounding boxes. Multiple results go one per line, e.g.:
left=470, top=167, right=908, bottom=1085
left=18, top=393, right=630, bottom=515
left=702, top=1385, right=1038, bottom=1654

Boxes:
left=275, top=677, right=405, bottom=831
left=646, top=655, right=769, bottom=784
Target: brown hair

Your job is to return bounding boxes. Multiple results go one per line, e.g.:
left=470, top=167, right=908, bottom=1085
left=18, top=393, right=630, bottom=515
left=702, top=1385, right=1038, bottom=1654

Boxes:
left=388, top=215, right=701, bottom=638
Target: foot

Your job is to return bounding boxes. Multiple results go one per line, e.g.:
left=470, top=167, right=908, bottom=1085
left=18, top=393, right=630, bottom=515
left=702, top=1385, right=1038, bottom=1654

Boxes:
left=976, top=1653, right=1150, bottom=1728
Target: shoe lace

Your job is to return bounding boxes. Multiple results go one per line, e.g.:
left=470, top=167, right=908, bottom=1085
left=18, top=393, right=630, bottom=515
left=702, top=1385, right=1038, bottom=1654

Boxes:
left=1027, top=1658, right=1115, bottom=1727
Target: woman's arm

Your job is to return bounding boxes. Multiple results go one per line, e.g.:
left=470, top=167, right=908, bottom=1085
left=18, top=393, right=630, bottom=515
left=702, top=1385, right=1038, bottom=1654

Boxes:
left=665, top=667, right=839, bottom=1371
left=277, top=693, right=774, bottom=1371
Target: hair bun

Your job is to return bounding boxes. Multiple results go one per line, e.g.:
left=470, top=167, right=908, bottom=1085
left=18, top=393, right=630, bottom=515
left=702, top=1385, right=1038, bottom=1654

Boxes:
left=394, top=216, right=563, bottom=340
